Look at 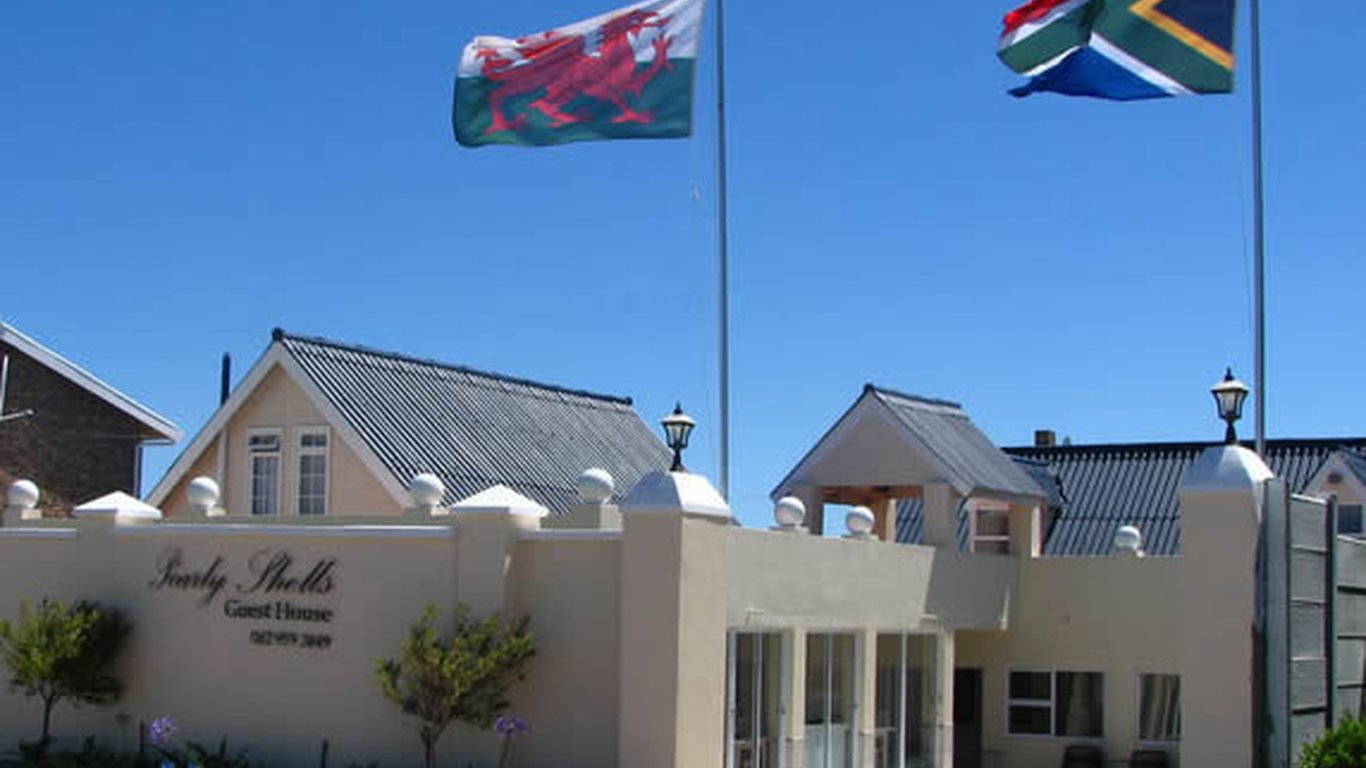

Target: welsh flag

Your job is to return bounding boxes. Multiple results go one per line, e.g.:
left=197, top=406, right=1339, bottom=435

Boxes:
left=454, top=0, right=705, bottom=147
left=997, top=0, right=1236, bottom=100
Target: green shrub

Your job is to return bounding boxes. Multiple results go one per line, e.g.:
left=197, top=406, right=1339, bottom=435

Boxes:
left=1301, top=714, right=1366, bottom=768
left=0, top=600, right=129, bottom=759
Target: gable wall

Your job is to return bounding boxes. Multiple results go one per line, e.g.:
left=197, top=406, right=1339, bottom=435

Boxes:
left=159, top=364, right=398, bottom=516
left=0, top=342, right=146, bottom=511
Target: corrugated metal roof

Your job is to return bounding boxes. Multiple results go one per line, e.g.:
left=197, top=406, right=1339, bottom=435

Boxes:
left=869, top=386, right=1046, bottom=501
left=897, top=440, right=1366, bottom=556
left=278, top=332, right=671, bottom=514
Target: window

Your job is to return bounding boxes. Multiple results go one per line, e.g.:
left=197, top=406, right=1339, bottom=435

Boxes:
left=1007, top=670, right=1103, bottom=738
left=875, top=634, right=938, bottom=768
left=973, top=506, right=1011, bottom=554
left=727, top=633, right=785, bottom=768
left=806, top=633, right=857, bottom=768
left=297, top=429, right=329, bottom=515
left=248, top=431, right=281, bottom=516
left=1137, top=674, right=1180, bottom=743
left=1339, top=504, right=1363, bottom=535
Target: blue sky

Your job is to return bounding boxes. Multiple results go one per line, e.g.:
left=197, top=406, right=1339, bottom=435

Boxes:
left=2, top=1, right=1362, bottom=527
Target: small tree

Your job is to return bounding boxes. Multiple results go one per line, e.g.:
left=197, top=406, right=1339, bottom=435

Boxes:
left=0, top=599, right=129, bottom=755
left=376, top=603, right=535, bottom=768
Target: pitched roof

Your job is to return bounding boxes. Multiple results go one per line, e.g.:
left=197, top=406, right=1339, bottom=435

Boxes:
left=773, top=385, right=1046, bottom=503
left=894, top=438, right=1366, bottom=556
left=868, top=387, right=1046, bottom=501
left=275, top=331, right=671, bottom=514
left=0, top=321, right=180, bottom=442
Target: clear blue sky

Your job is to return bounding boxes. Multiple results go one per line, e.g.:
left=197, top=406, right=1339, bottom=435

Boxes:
left=2, top=1, right=1362, bottom=527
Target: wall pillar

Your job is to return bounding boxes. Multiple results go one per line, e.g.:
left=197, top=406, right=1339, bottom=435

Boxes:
left=1178, top=445, right=1271, bottom=768
left=618, top=470, right=731, bottom=768
left=857, top=628, right=878, bottom=768
left=784, top=627, right=808, bottom=768
left=1008, top=503, right=1041, bottom=558
left=793, top=485, right=825, bottom=536
left=451, top=485, right=546, bottom=616
left=931, top=630, right=955, bottom=768
left=923, top=483, right=961, bottom=549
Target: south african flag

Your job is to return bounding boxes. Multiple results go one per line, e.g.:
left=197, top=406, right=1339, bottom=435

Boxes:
left=998, top=0, right=1236, bottom=100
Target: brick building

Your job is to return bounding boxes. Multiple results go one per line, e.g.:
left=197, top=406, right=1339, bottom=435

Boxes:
left=0, top=322, right=180, bottom=513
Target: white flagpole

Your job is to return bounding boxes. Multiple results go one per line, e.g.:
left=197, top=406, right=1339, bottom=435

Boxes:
left=715, top=0, right=731, bottom=498
left=1250, top=0, right=1266, bottom=456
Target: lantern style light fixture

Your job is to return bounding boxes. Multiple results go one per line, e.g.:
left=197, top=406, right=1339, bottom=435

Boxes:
left=661, top=403, right=696, bottom=472
left=1210, top=368, right=1250, bottom=445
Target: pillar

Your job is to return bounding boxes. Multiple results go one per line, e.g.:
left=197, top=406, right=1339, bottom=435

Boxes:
left=618, top=470, right=732, bottom=768
left=1178, top=445, right=1271, bottom=768
left=923, top=483, right=961, bottom=549
left=451, top=485, right=546, bottom=616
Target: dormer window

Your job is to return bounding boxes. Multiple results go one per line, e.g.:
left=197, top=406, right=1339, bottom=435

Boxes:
left=247, top=430, right=282, bottom=516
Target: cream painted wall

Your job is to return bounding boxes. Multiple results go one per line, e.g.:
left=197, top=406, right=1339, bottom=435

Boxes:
left=509, top=538, right=621, bottom=768
left=0, top=521, right=461, bottom=766
left=725, top=528, right=1014, bottom=632
left=956, top=557, right=1184, bottom=768
left=159, top=365, right=398, bottom=518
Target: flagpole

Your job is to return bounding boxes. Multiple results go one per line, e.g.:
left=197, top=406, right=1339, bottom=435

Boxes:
left=1250, top=0, right=1266, bottom=456
left=714, top=0, right=731, bottom=498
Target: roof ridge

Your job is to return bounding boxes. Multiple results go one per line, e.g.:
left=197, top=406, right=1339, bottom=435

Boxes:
left=864, top=383, right=963, bottom=411
left=274, top=328, right=635, bottom=406
left=1006, top=438, right=1366, bottom=454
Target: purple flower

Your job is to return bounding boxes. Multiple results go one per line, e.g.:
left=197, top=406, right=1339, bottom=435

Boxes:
left=495, top=715, right=530, bottom=736
left=149, top=715, right=177, bottom=745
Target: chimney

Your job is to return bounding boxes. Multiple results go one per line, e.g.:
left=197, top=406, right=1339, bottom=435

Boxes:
left=220, top=353, right=231, bottom=405
left=1034, top=429, right=1057, bottom=448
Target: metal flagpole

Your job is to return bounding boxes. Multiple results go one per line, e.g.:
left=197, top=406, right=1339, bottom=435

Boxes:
left=715, top=0, right=731, bottom=498
left=1250, top=0, right=1266, bottom=456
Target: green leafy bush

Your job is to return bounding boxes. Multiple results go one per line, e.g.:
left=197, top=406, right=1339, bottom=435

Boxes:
left=1301, top=714, right=1366, bottom=768
left=0, top=600, right=129, bottom=758
left=376, top=603, right=535, bottom=768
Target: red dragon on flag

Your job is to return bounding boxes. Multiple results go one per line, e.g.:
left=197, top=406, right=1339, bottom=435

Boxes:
left=455, top=0, right=704, bottom=147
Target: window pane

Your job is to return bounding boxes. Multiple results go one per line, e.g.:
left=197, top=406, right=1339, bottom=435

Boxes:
left=977, top=510, right=1010, bottom=536
left=1055, top=672, right=1103, bottom=737
left=250, top=456, right=279, bottom=516
left=1138, top=674, right=1181, bottom=742
left=1339, top=505, right=1363, bottom=535
left=301, top=432, right=328, bottom=448
left=875, top=635, right=903, bottom=768
left=1009, top=671, right=1051, bottom=702
left=1008, top=704, right=1051, bottom=735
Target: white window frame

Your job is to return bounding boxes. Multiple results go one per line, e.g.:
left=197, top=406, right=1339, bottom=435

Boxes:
left=1005, top=669, right=1104, bottom=740
left=971, top=503, right=1012, bottom=554
left=1135, top=672, right=1181, bottom=746
left=247, top=428, right=282, bottom=517
left=295, top=426, right=330, bottom=516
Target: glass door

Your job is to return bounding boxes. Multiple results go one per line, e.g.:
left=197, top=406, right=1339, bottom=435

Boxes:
left=806, top=633, right=856, bottom=768
left=875, top=634, right=939, bottom=768
left=728, top=633, right=786, bottom=768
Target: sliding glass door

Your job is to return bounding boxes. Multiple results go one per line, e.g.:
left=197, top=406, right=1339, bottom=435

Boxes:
left=874, top=634, right=939, bottom=768
left=728, top=632, right=786, bottom=768
left=806, top=633, right=857, bottom=768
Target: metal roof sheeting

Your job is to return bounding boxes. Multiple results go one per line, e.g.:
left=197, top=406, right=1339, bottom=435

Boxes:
left=894, top=439, right=1366, bottom=557
left=870, top=387, right=1047, bottom=501
left=279, top=333, right=670, bottom=514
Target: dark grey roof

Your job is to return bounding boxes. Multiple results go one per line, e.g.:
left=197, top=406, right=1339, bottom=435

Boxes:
left=895, top=456, right=1059, bottom=548
left=277, top=331, right=671, bottom=514
left=894, top=438, right=1366, bottom=556
left=1342, top=451, right=1366, bottom=487
left=868, top=386, right=1047, bottom=501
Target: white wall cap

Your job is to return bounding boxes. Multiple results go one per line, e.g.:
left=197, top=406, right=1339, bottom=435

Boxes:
left=409, top=473, right=447, bottom=508
left=621, top=470, right=732, bottom=521
left=1182, top=445, right=1274, bottom=496
left=73, top=491, right=164, bottom=523
left=451, top=484, right=548, bottom=517
left=7, top=479, right=39, bottom=509
left=187, top=476, right=221, bottom=512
